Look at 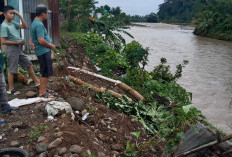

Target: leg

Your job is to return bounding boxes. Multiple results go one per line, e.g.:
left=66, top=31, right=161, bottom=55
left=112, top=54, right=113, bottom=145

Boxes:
left=7, top=72, right=14, bottom=92
left=39, top=76, right=49, bottom=96
left=18, top=50, right=39, bottom=85
left=0, top=72, right=8, bottom=106
left=27, top=65, right=40, bottom=85
left=5, top=45, right=20, bottom=94
left=38, top=51, right=54, bottom=98
left=0, top=72, right=19, bottom=112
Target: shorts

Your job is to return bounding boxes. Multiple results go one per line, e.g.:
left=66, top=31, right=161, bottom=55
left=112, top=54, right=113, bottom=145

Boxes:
left=5, top=45, right=32, bottom=74
left=37, top=51, right=53, bottom=77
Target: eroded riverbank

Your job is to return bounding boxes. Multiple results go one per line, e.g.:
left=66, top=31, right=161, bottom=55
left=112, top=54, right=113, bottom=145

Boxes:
left=124, top=23, right=232, bottom=134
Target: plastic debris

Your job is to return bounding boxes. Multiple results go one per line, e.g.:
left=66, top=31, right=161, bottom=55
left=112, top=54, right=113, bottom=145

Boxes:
left=45, top=101, right=75, bottom=120
left=47, top=116, right=54, bottom=122
left=8, top=98, right=53, bottom=107
left=65, top=76, right=69, bottom=81
left=82, top=113, right=90, bottom=121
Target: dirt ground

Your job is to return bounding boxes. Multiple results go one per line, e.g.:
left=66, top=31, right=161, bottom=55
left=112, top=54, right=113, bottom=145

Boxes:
left=0, top=40, right=231, bottom=157
left=0, top=41, right=164, bottom=157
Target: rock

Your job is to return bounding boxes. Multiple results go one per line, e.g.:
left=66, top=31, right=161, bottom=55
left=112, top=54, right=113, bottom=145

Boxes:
left=100, top=119, right=106, bottom=126
left=81, top=109, right=88, bottom=115
left=36, top=143, right=48, bottom=153
left=55, top=132, right=63, bottom=138
left=48, top=138, right=62, bottom=149
left=69, top=145, right=83, bottom=154
left=45, top=101, right=75, bottom=120
left=39, top=151, right=48, bottom=157
left=98, top=152, right=106, bottom=157
left=61, top=114, right=66, bottom=119
left=26, top=91, right=37, bottom=98
left=111, top=151, right=120, bottom=156
left=131, top=118, right=135, bottom=122
left=37, top=136, right=46, bottom=143
left=111, top=127, right=118, bottom=132
left=125, top=136, right=132, bottom=141
left=10, top=141, right=19, bottom=147
left=66, top=97, right=85, bottom=111
left=53, top=155, right=61, bottom=157
left=63, top=153, right=73, bottom=157
left=71, top=154, right=80, bottom=157
left=86, top=149, right=91, bottom=155
left=57, top=97, right=65, bottom=102
left=111, top=144, right=121, bottom=151
left=98, top=134, right=106, bottom=142
left=59, top=147, right=67, bottom=155
left=14, top=128, right=19, bottom=132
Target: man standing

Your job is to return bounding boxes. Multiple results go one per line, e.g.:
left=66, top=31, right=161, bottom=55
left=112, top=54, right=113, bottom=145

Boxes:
left=0, top=50, right=19, bottom=124
left=0, top=6, right=40, bottom=95
left=31, top=4, right=55, bottom=98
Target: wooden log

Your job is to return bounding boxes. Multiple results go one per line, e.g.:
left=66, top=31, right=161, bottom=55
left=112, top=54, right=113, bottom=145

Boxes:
left=68, top=75, right=131, bottom=100
left=67, top=66, right=144, bottom=101
left=18, top=70, right=31, bottom=85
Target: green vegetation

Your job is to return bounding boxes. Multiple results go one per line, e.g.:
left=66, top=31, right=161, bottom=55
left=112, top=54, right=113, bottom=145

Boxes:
left=65, top=31, right=203, bottom=152
left=158, top=0, right=201, bottom=23
left=158, top=0, right=232, bottom=41
left=194, top=0, right=232, bottom=41
left=30, top=125, right=49, bottom=142
left=129, top=13, right=159, bottom=23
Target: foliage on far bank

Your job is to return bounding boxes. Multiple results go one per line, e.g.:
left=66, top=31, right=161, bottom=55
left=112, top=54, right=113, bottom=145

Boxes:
left=157, top=0, right=232, bottom=41
left=193, top=0, right=232, bottom=41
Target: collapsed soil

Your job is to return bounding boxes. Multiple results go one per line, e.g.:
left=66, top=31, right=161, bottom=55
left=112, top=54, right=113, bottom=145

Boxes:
left=0, top=39, right=231, bottom=157
left=0, top=41, right=163, bottom=157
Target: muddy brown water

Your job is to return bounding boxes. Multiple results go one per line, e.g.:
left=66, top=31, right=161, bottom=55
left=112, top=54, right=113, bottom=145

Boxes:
left=123, top=23, right=232, bottom=134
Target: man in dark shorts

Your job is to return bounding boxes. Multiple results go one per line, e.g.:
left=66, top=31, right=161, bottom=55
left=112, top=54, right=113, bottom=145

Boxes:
left=31, top=4, right=56, bottom=98
left=1, top=6, right=40, bottom=95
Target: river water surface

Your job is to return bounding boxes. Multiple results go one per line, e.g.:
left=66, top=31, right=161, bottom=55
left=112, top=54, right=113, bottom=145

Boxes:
left=124, top=23, right=232, bottom=134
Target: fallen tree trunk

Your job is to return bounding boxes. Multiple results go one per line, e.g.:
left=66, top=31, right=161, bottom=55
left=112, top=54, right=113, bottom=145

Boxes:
left=68, top=67, right=144, bottom=101
left=18, top=70, right=31, bottom=85
left=68, top=75, right=132, bottom=101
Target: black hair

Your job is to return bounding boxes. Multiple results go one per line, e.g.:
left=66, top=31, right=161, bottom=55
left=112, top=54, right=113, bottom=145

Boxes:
left=36, top=4, right=48, bottom=16
left=3, top=6, right=14, bottom=13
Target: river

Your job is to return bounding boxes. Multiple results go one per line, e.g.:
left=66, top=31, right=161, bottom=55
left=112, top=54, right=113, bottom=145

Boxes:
left=124, top=23, right=232, bottom=134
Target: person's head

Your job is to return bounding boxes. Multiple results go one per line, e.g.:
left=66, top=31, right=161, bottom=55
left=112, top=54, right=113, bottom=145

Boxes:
left=3, top=6, right=15, bottom=21
left=36, top=4, right=51, bottom=20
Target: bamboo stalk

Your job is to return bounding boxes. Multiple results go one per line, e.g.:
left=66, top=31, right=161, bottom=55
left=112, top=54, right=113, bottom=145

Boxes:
left=67, top=66, right=144, bottom=101
left=68, top=75, right=132, bottom=101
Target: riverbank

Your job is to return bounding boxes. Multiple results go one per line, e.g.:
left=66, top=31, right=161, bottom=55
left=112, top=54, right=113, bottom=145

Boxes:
left=123, top=23, right=232, bottom=135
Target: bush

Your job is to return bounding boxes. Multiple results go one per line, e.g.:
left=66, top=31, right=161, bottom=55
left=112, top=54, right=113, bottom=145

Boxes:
left=123, top=41, right=149, bottom=68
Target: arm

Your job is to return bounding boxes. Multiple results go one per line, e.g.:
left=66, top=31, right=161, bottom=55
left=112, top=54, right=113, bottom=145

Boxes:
left=14, top=10, right=28, bottom=29
left=1, top=37, right=25, bottom=45
left=30, top=38, right=35, bottom=50
left=38, top=38, right=56, bottom=50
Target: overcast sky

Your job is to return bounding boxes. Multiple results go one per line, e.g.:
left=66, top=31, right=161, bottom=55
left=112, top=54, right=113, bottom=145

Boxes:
left=96, top=0, right=164, bottom=16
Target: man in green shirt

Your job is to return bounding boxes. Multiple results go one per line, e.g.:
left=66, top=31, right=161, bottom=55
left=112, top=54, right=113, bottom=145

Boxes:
left=1, top=6, right=40, bottom=95
left=31, top=4, right=56, bottom=98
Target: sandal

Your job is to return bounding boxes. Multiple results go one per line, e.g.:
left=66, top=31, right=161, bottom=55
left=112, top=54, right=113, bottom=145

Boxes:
left=35, top=83, right=40, bottom=87
left=40, top=92, right=54, bottom=98
left=7, top=89, right=21, bottom=95
left=0, top=118, right=6, bottom=124
left=0, top=106, right=20, bottom=113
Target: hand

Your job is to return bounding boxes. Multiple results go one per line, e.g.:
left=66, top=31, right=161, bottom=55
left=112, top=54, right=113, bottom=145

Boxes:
left=51, top=44, right=56, bottom=51
left=14, top=10, right=21, bottom=17
left=0, top=12, right=3, bottom=16
left=18, top=41, right=25, bottom=45
left=30, top=43, right=35, bottom=50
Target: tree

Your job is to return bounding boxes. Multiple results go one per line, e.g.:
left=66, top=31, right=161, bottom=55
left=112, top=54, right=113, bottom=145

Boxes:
left=146, top=13, right=158, bottom=23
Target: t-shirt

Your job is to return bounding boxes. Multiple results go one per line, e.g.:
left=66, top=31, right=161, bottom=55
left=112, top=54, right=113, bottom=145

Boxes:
left=0, top=21, right=24, bottom=42
left=31, top=19, right=51, bottom=56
